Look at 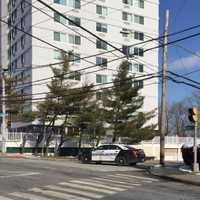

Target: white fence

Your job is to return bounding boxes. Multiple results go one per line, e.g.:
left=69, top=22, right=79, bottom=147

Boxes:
left=142, top=136, right=199, bottom=145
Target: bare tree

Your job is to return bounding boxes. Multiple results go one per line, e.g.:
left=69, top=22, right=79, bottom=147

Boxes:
left=167, top=101, right=188, bottom=136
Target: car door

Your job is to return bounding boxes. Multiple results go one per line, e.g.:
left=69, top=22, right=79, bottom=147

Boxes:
left=101, top=145, right=121, bottom=162
left=91, top=145, right=105, bottom=161
left=109, top=145, right=122, bottom=161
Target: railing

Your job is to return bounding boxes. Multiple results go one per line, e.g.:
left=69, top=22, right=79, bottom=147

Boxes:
left=141, top=136, right=200, bottom=145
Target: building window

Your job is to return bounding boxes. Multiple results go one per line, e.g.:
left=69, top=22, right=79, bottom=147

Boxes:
left=68, top=34, right=81, bottom=45
left=96, top=74, right=107, bottom=83
left=68, top=71, right=81, bottom=81
left=68, top=16, right=81, bottom=26
left=54, top=12, right=66, bottom=24
left=134, top=31, right=144, bottom=41
left=134, top=80, right=143, bottom=88
left=54, top=50, right=64, bottom=60
left=96, top=5, right=108, bottom=16
left=96, top=23, right=107, bottom=33
left=131, top=63, right=144, bottom=72
left=69, top=53, right=81, bottom=63
left=96, top=40, right=107, bottom=50
left=122, top=12, right=133, bottom=22
left=68, top=0, right=81, bottom=9
left=54, top=0, right=67, bottom=5
left=54, top=32, right=67, bottom=42
left=96, top=57, right=107, bottom=67
left=122, top=0, right=133, bottom=6
left=134, top=15, right=144, bottom=25
left=133, top=47, right=144, bottom=57
left=135, top=0, right=144, bottom=8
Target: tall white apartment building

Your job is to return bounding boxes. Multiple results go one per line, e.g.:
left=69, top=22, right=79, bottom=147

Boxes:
left=0, top=0, right=159, bottom=129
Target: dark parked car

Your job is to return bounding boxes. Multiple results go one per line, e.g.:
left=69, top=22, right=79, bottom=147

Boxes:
left=80, top=144, right=145, bottom=166
left=181, top=144, right=200, bottom=166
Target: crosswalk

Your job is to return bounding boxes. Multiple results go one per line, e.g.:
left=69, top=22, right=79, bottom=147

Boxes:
left=0, top=174, right=159, bottom=200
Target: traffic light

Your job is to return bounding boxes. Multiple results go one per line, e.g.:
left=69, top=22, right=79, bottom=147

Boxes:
left=188, top=107, right=198, bottom=124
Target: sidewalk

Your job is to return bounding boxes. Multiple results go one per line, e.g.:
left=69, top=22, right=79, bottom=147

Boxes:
left=142, top=161, right=200, bottom=186
left=0, top=153, right=78, bottom=161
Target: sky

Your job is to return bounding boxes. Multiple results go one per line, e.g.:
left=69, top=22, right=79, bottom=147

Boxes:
left=159, top=0, right=200, bottom=105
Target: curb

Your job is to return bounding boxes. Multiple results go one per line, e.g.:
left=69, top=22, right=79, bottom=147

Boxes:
left=0, top=154, right=79, bottom=161
left=148, top=170, right=200, bottom=187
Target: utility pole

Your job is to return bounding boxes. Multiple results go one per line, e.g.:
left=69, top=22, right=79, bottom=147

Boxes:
left=194, top=120, right=199, bottom=172
left=160, top=10, right=169, bottom=166
left=1, top=70, right=7, bottom=153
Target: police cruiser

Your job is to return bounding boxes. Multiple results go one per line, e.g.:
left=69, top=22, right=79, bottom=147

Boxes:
left=80, top=144, right=145, bottom=165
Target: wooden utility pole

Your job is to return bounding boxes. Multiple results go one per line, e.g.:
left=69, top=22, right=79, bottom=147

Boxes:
left=160, top=10, right=169, bottom=165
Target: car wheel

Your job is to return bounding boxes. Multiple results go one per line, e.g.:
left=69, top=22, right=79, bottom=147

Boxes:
left=129, top=162, right=137, bottom=166
left=116, top=156, right=127, bottom=166
left=81, top=155, right=90, bottom=164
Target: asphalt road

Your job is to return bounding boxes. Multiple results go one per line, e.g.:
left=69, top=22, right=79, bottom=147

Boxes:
left=0, top=158, right=199, bottom=200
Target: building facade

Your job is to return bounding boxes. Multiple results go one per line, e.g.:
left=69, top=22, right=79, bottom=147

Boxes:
left=0, top=0, right=159, bottom=129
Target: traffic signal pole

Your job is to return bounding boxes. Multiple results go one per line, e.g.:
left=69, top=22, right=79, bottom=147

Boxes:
left=160, top=10, right=169, bottom=166
left=188, top=107, right=199, bottom=172
left=193, top=122, right=199, bottom=172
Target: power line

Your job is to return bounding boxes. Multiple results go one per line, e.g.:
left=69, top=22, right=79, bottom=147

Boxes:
left=3, top=74, right=160, bottom=102
left=8, top=30, right=200, bottom=90
left=0, top=18, right=94, bottom=65
left=36, top=0, right=125, bottom=55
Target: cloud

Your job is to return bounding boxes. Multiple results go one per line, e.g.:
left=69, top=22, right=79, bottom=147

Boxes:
left=169, top=53, right=200, bottom=70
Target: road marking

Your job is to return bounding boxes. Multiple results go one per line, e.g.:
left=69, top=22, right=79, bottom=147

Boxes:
left=45, top=185, right=104, bottom=199
left=30, top=188, right=90, bottom=200
left=92, top=177, right=140, bottom=187
left=0, top=196, right=14, bottom=200
left=116, top=174, right=159, bottom=181
left=10, top=192, right=52, bottom=200
left=0, top=172, right=40, bottom=178
left=87, top=178, right=132, bottom=188
left=59, top=182, right=116, bottom=194
left=108, top=174, right=149, bottom=184
left=71, top=180, right=125, bottom=191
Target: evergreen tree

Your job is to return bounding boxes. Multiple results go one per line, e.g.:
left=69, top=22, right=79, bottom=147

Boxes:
left=103, top=60, right=157, bottom=143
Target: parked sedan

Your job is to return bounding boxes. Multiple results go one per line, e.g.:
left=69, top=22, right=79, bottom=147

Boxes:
left=80, top=144, right=145, bottom=165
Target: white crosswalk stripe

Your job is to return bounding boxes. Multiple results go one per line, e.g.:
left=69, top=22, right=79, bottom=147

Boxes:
left=71, top=180, right=126, bottom=191
left=10, top=192, right=53, bottom=200
left=30, top=188, right=90, bottom=200
left=0, top=173, right=159, bottom=200
left=84, top=178, right=133, bottom=188
left=92, top=177, right=141, bottom=186
left=45, top=185, right=104, bottom=199
left=116, top=174, right=159, bottom=181
left=59, top=182, right=116, bottom=194
left=108, top=174, right=155, bottom=183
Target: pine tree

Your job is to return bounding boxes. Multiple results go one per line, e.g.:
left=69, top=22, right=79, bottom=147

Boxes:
left=103, top=60, right=157, bottom=143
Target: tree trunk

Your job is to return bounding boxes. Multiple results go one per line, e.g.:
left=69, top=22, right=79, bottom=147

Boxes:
left=21, top=134, right=27, bottom=154
left=96, top=135, right=101, bottom=147
left=78, top=129, right=83, bottom=155
left=34, top=133, right=43, bottom=156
